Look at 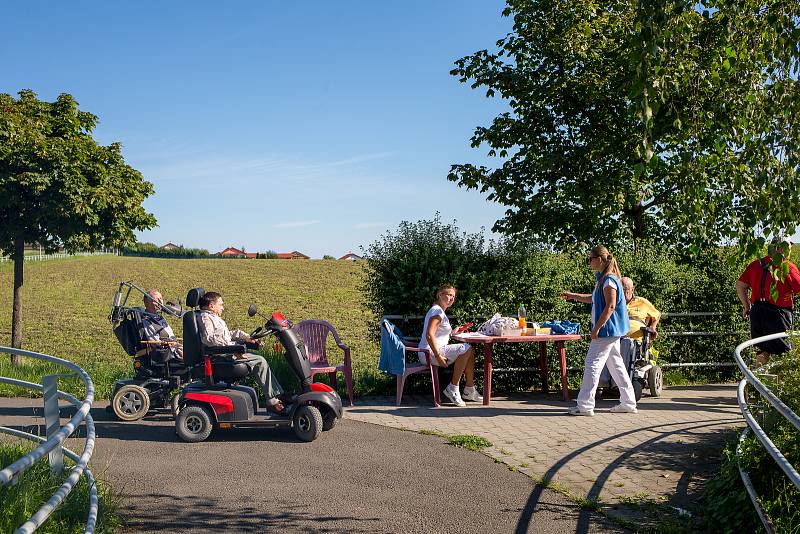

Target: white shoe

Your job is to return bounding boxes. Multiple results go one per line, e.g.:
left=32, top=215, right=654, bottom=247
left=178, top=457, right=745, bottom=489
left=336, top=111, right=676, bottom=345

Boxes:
left=609, top=404, right=638, bottom=414
left=567, top=406, right=594, bottom=416
left=443, top=384, right=466, bottom=407
left=462, top=386, right=483, bottom=402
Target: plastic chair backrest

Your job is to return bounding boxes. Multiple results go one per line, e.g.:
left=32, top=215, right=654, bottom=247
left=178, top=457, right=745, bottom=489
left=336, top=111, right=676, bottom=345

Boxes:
left=113, top=308, right=143, bottom=356
left=295, top=320, right=340, bottom=366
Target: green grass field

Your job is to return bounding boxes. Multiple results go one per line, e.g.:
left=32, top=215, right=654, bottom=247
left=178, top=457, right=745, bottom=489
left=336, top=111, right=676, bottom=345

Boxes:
left=0, top=256, right=385, bottom=399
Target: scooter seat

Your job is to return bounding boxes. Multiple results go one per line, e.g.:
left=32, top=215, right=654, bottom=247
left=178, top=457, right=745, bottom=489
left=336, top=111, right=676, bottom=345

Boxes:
left=210, top=359, right=250, bottom=380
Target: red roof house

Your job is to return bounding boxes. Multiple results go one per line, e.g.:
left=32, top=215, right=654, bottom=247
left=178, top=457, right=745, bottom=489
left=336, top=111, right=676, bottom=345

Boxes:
left=338, top=252, right=363, bottom=261
left=277, top=251, right=310, bottom=260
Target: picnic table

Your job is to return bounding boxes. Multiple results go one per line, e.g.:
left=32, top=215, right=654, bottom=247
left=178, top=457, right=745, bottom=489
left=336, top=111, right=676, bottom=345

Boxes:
left=451, top=332, right=582, bottom=405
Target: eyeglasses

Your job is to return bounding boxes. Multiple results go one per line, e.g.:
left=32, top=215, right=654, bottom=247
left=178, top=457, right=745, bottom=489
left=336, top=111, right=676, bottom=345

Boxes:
left=586, top=255, right=599, bottom=264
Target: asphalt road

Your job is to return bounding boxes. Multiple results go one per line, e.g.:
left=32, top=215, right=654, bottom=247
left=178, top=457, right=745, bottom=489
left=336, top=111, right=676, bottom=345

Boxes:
left=1, top=399, right=628, bottom=533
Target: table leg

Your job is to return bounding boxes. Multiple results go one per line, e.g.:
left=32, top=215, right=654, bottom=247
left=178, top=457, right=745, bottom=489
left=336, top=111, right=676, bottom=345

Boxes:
left=539, top=342, right=549, bottom=394
left=483, top=343, right=493, bottom=406
left=557, top=341, right=569, bottom=401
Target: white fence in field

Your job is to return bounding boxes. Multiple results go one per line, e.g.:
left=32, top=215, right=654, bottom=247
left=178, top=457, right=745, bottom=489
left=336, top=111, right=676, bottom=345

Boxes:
left=734, top=332, right=800, bottom=534
left=0, top=251, right=116, bottom=263
left=0, top=347, right=98, bottom=534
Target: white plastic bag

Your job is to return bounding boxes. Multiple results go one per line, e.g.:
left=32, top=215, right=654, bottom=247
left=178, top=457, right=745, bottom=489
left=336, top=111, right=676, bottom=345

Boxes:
left=477, top=314, right=519, bottom=336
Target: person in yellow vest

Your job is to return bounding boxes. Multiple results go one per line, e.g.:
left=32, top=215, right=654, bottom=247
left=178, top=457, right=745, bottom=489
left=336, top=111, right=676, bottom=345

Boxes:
left=621, top=277, right=661, bottom=339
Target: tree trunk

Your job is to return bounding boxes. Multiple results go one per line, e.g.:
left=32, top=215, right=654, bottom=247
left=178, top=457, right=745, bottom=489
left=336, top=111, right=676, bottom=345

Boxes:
left=10, top=236, right=24, bottom=364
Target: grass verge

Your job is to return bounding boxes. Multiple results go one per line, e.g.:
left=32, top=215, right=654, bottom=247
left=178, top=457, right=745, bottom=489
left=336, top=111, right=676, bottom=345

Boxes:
left=0, top=440, right=122, bottom=533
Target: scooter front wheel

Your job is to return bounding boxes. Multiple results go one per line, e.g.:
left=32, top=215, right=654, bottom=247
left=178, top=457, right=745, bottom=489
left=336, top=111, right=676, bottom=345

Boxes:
left=293, top=405, right=322, bottom=442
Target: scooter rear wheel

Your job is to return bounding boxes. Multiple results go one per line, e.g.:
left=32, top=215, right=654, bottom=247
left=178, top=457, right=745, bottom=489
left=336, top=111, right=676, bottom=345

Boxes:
left=176, top=405, right=213, bottom=443
left=648, top=365, right=664, bottom=397
left=293, top=405, right=322, bottom=442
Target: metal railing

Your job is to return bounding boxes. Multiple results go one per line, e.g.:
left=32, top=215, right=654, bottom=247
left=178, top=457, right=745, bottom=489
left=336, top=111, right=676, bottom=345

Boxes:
left=0, top=346, right=98, bottom=534
left=733, top=332, right=800, bottom=533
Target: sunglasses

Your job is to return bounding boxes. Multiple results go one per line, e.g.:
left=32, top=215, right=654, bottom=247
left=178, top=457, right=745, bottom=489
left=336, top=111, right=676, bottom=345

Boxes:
left=586, top=255, right=600, bottom=264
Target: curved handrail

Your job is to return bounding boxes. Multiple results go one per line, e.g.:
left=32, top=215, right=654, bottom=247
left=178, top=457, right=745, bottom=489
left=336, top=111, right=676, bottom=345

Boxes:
left=733, top=332, right=800, bottom=533
left=0, top=346, right=98, bottom=534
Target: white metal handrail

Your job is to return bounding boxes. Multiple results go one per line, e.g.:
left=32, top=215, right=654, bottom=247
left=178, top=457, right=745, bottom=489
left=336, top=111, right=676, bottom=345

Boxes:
left=0, top=346, right=98, bottom=534
left=733, top=332, right=800, bottom=533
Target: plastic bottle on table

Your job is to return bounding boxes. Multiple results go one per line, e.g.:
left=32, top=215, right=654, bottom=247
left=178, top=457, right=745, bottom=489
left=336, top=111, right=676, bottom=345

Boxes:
left=518, top=305, right=527, bottom=332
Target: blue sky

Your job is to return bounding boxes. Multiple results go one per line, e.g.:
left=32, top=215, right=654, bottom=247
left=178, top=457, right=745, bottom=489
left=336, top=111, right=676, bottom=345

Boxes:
left=2, top=2, right=513, bottom=258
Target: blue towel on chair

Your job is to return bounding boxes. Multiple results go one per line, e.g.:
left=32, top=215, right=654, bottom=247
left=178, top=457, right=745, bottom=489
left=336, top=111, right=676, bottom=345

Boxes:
left=379, top=319, right=406, bottom=376
left=542, top=320, right=581, bottom=335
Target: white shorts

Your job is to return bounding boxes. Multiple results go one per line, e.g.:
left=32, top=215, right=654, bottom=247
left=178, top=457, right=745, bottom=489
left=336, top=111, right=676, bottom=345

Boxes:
left=419, top=343, right=470, bottom=366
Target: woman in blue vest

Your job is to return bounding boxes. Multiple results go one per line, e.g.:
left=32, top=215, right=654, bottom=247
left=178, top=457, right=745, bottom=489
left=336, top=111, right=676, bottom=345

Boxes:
left=560, top=245, right=638, bottom=416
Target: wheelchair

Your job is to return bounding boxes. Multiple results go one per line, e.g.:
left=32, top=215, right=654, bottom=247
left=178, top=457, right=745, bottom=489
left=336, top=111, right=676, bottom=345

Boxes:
left=598, top=323, right=664, bottom=402
left=107, top=281, right=191, bottom=421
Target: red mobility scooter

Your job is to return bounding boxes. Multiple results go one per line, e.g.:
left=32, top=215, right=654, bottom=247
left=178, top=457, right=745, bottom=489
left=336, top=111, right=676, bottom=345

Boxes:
left=174, top=288, right=343, bottom=443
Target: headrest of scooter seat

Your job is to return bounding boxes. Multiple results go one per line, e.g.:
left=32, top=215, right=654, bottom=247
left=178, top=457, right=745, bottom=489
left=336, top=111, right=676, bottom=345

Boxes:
left=185, top=288, right=205, bottom=308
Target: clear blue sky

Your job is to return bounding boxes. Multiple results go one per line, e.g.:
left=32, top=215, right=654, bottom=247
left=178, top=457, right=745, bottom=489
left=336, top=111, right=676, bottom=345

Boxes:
left=2, top=2, right=512, bottom=258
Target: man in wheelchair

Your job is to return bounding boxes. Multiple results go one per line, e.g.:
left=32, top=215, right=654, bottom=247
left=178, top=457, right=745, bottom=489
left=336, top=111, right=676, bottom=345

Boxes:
left=598, top=277, right=663, bottom=400
left=198, top=291, right=287, bottom=414
left=141, top=289, right=183, bottom=360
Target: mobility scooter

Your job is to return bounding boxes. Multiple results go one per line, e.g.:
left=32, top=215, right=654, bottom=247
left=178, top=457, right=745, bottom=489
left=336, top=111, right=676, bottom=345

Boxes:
left=599, top=322, right=664, bottom=401
left=108, top=281, right=190, bottom=421
left=174, top=288, right=343, bottom=443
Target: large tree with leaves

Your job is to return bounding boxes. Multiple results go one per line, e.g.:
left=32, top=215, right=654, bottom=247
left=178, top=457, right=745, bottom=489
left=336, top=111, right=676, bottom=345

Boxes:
left=0, top=90, right=156, bottom=361
left=449, top=0, right=800, bottom=257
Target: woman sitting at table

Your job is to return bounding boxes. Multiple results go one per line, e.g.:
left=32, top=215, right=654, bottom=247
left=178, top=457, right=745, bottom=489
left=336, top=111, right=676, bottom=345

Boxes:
left=560, top=245, right=638, bottom=416
left=419, top=284, right=482, bottom=407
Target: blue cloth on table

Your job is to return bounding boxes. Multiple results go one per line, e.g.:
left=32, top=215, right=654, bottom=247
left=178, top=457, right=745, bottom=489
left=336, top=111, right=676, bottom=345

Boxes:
left=542, top=320, right=581, bottom=335
left=379, top=319, right=407, bottom=376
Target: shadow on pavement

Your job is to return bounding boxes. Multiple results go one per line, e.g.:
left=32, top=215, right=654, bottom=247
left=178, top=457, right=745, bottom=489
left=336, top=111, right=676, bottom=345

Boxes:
left=514, top=417, right=741, bottom=534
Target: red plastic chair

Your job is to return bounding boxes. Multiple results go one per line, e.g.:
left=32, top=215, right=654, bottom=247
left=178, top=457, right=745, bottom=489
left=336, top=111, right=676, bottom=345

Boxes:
left=397, top=340, right=441, bottom=407
left=295, top=319, right=354, bottom=406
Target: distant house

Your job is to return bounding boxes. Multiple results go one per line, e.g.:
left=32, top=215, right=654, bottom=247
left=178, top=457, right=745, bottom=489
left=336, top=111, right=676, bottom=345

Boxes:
left=218, top=247, right=246, bottom=258
left=338, top=252, right=363, bottom=261
left=277, top=251, right=310, bottom=260
left=161, top=242, right=180, bottom=251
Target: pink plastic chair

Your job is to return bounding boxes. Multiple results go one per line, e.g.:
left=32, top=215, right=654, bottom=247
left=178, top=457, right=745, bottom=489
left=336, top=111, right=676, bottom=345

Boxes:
left=295, top=319, right=354, bottom=406
left=396, top=340, right=441, bottom=407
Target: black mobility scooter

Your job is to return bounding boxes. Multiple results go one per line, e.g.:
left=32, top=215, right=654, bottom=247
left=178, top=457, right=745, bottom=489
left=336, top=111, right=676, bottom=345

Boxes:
left=174, top=288, right=343, bottom=443
left=109, top=281, right=190, bottom=421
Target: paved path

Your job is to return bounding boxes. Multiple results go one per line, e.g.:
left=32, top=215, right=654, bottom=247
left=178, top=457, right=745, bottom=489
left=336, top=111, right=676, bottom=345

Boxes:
left=0, top=399, right=625, bottom=533
left=348, top=384, right=743, bottom=514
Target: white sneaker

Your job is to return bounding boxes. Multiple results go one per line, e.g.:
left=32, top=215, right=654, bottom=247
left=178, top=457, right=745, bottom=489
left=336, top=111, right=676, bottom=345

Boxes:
left=609, top=404, right=638, bottom=414
left=462, top=386, right=483, bottom=402
left=443, top=384, right=466, bottom=407
left=567, top=406, right=594, bottom=416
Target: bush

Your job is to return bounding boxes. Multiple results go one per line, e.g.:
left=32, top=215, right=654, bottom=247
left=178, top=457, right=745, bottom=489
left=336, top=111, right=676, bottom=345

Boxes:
left=363, top=216, right=750, bottom=391
left=121, top=242, right=209, bottom=259
left=323, top=255, right=336, bottom=260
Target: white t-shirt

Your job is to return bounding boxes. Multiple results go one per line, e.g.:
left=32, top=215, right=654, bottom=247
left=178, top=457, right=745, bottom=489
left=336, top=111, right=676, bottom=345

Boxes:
left=590, top=277, right=618, bottom=327
left=418, top=305, right=451, bottom=350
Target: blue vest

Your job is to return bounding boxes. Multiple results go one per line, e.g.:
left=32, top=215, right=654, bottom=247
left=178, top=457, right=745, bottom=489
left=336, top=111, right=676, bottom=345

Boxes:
left=592, top=273, right=630, bottom=337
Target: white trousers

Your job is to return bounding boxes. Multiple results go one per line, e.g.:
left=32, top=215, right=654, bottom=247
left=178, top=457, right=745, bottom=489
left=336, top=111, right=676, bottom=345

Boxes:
left=577, top=336, right=637, bottom=411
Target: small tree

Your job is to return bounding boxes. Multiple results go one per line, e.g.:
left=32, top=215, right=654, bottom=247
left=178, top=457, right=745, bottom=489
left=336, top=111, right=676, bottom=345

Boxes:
left=0, top=90, right=156, bottom=362
left=323, top=255, right=336, bottom=260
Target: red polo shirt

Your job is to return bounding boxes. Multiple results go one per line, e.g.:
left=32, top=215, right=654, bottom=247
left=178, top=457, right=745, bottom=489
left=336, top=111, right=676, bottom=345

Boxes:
left=738, top=256, right=800, bottom=308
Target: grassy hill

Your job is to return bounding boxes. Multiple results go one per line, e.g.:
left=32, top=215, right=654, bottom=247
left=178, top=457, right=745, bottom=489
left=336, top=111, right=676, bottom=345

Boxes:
left=0, top=256, right=383, bottom=399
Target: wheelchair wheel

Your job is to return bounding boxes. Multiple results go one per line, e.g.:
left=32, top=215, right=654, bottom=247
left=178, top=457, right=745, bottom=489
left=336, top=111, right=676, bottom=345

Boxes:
left=632, top=379, right=643, bottom=402
left=112, top=384, right=151, bottom=421
left=176, top=405, right=213, bottom=443
left=293, top=405, right=322, bottom=442
left=171, top=393, right=182, bottom=417
left=648, top=365, right=664, bottom=397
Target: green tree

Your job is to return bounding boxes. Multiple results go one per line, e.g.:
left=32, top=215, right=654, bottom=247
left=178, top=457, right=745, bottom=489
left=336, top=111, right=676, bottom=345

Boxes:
left=0, top=90, right=156, bottom=361
left=449, top=0, right=800, bottom=257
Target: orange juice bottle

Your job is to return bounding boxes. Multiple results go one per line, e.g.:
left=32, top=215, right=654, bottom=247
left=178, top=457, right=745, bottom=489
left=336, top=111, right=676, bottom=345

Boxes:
left=518, top=305, right=527, bottom=332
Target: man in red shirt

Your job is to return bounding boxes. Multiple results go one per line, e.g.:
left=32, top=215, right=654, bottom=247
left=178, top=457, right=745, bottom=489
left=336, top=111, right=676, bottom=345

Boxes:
left=736, top=238, right=800, bottom=365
